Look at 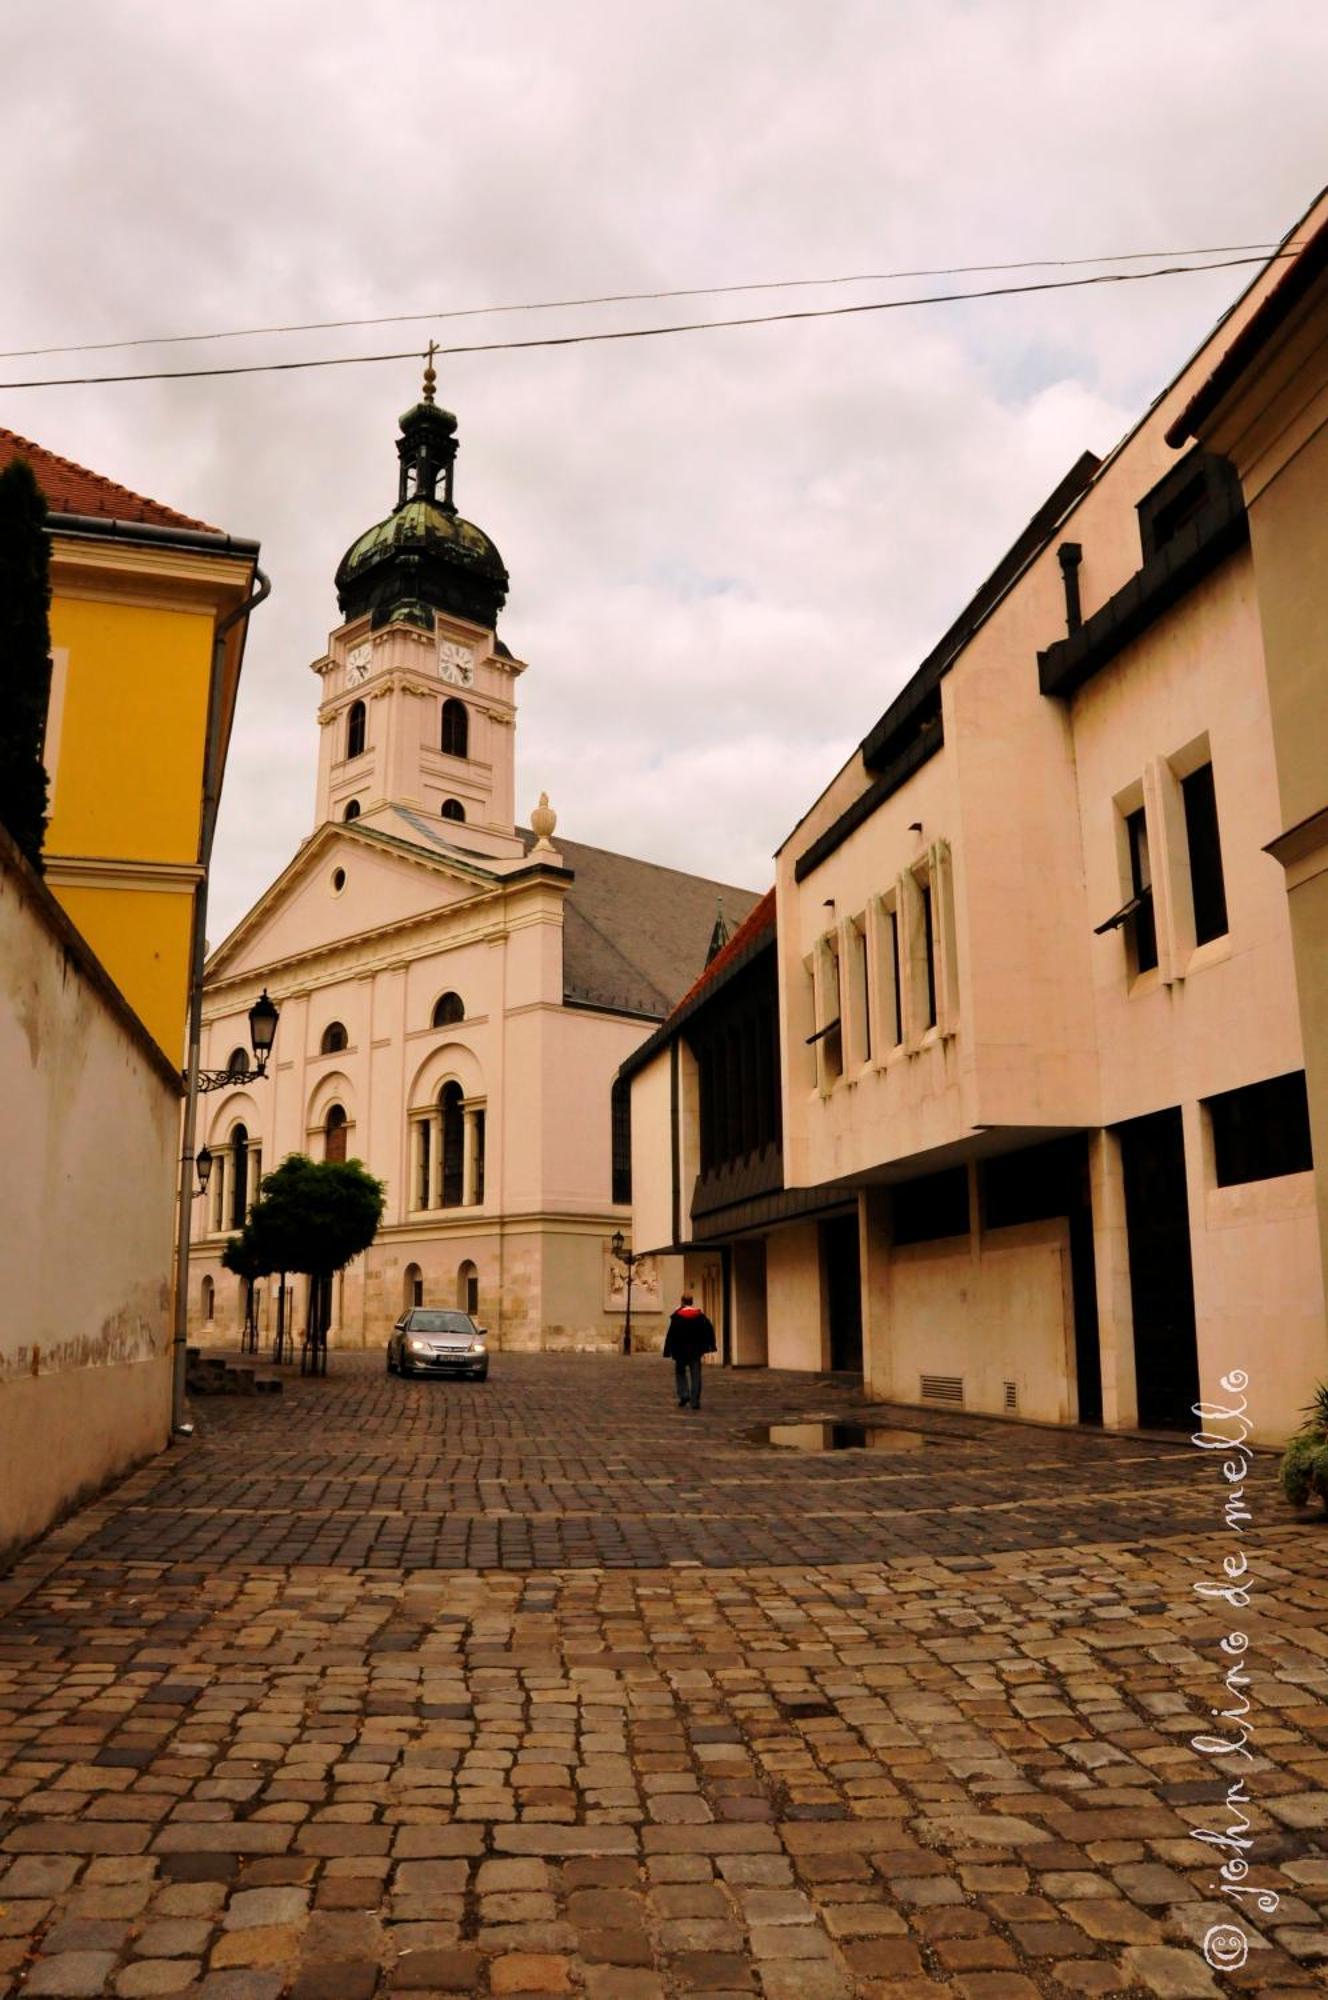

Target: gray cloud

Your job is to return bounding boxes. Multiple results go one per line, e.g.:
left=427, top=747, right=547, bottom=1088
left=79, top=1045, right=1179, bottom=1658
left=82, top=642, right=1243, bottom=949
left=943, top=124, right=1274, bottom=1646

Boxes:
left=3, top=0, right=1324, bottom=942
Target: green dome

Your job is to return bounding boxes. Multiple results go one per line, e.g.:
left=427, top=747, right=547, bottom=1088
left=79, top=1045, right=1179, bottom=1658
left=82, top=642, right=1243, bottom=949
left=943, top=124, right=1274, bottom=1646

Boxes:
left=334, top=390, right=510, bottom=632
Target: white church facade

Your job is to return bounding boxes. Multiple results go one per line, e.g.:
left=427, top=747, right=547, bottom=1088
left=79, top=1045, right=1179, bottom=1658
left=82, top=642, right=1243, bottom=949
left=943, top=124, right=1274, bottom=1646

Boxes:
left=188, top=372, right=759, bottom=1351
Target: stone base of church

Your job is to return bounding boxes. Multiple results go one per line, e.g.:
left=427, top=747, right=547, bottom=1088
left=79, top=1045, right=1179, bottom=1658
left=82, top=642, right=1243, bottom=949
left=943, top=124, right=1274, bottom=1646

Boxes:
left=187, top=1217, right=680, bottom=1357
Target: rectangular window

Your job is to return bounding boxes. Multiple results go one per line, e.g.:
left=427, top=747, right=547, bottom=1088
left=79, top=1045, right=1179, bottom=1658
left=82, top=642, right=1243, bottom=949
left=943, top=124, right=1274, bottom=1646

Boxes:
left=473, top=1108, right=486, bottom=1206
left=1207, top=1071, right=1313, bottom=1186
left=816, top=933, right=843, bottom=1087
left=892, top=1165, right=970, bottom=1245
left=1126, top=807, right=1158, bottom=972
left=1182, top=761, right=1228, bottom=946
left=847, top=917, right=871, bottom=1065
left=416, top=1119, right=431, bottom=1210
left=611, top=1079, right=632, bottom=1203
left=920, top=881, right=938, bottom=1029
left=888, top=908, right=902, bottom=1045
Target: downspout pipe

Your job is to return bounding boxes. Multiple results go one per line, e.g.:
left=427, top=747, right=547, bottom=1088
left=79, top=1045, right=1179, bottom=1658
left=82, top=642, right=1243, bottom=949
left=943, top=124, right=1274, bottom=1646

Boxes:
left=171, top=565, right=271, bottom=1436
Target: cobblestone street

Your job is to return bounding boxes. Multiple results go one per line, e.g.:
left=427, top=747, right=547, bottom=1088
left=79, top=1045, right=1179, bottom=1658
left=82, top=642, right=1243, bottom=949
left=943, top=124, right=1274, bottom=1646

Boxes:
left=2, top=1353, right=1326, bottom=2000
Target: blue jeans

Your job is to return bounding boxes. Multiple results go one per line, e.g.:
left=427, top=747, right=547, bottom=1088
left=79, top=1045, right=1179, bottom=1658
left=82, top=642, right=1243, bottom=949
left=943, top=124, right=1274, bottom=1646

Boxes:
left=675, top=1358, right=702, bottom=1408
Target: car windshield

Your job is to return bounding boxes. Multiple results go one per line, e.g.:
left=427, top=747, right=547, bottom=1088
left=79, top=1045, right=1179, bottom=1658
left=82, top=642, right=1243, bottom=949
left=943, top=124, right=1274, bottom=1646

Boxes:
left=407, top=1311, right=474, bottom=1333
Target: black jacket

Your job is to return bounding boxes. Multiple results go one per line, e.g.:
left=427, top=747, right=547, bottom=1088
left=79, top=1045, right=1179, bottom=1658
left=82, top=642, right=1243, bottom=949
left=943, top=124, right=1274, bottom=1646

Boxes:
left=663, top=1306, right=717, bottom=1362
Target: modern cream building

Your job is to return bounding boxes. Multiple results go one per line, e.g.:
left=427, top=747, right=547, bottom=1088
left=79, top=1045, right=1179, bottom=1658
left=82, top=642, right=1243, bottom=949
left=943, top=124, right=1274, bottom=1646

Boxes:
left=189, top=378, right=758, bottom=1351
left=627, top=194, right=1328, bottom=1446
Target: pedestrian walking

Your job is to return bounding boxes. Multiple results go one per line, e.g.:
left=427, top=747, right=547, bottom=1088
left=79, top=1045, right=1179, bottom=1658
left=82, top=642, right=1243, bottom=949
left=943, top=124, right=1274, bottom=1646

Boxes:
left=663, top=1291, right=716, bottom=1410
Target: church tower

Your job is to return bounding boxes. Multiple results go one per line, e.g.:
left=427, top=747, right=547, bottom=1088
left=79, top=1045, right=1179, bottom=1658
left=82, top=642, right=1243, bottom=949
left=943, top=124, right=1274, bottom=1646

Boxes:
left=311, top=360, right=527, bottom=862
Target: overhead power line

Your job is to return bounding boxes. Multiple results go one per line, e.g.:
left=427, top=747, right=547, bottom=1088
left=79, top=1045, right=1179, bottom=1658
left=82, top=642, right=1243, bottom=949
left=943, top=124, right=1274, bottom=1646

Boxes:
left=0, top=252, right=1294, bottom=394
left=0, top=240, right=1285, bottom=362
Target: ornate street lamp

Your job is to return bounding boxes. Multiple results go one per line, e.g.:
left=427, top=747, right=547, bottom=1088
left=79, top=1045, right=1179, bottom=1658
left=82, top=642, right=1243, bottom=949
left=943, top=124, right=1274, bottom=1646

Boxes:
left=610, top=1229, right=641, bottom=1357
left=194, top=1146, right=214, bottom=1199
left=190, top=988, right=280, bottom=1092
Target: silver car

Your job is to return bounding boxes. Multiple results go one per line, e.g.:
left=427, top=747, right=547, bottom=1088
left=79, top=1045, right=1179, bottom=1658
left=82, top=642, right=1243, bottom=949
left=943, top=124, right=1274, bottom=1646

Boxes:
left=387, top=1308, right=490, bottom=1381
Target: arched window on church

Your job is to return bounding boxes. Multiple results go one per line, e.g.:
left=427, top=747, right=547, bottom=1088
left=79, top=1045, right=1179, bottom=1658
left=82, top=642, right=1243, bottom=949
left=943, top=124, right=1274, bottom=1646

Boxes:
left=201, top=1275, right=215, bottom=1324
left=441, top=798, right=466, bottom=822
left=229, top=1124, right=249, bottom=1231
left=320, top=1021, right=348, bottom=1054
left=432, top=992, right=464, bottom=1029
left=226, top=1047, right=249, bottom=1080
left=441, top=699, right=469, bottom=759
left=346, top=700, right=366, bottom=761
left=344, top=799, right=361, bottom=822
left=325, top=1104, right=348, bottom=1163
left=440, top=1082, right=465, bottom=1208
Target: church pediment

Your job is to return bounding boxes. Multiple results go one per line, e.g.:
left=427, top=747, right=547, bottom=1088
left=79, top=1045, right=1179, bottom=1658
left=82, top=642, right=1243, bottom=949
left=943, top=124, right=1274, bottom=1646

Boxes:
left=206, top=822, right=499, bottom=983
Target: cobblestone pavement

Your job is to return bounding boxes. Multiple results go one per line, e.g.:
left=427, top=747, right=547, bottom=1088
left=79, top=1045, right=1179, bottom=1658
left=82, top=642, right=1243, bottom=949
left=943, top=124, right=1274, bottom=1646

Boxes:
left=2, top=1353, right=1326, bottom=2000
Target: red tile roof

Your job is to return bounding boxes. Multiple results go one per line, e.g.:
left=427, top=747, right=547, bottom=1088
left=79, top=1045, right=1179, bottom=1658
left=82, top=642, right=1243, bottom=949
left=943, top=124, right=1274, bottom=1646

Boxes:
left=669, top=886, right=776, bottom=1019
left=0, top=426, right=216, bottom=531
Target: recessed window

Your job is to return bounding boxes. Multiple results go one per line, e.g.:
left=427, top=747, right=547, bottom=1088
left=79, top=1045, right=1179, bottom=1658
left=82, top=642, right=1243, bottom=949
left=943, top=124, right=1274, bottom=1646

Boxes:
left=441, top=798, right=466, bottom=822
left=432, top=991, right=464, bottom=1028
left=346, top=700, right=367, bottom=761
left=1207, top=1071, right=1313, bottom=1186
left=441, top=1081, right=465, bottom=1208
left=441, top=698, right=469, bottom=759
left=320, top=1021, right=348, bottom=1054
left=920, top=881, right=938, bottom=1029
left=229, top=1124, right=249, bottom=1231
left=847, top=917, right=871, bottom=1065
left=226, top=1047, right=249, bottom=1079
left=1125, top=808, right=1157, bottom=973
left=331, top=867, right=346, bottom=893
left=343, top=799, right=361, bottom=822
left=611, top=1076, right=632, bottom=1204
left=1182, top=761, right=1228, bottom=946
left=324, top=1103, right=348, bottom=1164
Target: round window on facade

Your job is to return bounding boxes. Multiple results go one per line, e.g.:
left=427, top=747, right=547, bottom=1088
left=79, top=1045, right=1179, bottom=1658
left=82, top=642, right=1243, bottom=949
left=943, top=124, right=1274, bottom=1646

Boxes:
left=331, top=867, right=346, bottom=893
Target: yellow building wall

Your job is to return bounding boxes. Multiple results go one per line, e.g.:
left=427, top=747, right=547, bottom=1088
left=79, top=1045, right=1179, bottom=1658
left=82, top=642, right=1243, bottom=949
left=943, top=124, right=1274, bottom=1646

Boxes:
left=45, top=592, right=215, bottom=1058
left=55, top=884, right=195, bottom=1060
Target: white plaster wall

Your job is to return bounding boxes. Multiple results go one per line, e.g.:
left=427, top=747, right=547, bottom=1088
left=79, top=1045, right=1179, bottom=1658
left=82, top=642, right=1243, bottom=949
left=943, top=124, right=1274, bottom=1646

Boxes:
left=1, top=843, right=177, bottom=1557
left=870, top=1221, right=1075, bottom=1426
left=630, top=1051, right=675, bottom=1254
left=765, top=1223, right=824, bottom=1370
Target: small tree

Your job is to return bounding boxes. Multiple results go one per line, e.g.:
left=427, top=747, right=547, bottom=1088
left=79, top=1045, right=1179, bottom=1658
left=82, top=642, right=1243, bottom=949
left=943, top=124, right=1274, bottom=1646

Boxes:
left=247, top=1155, right=385, bottom=1372
left=0, top=457, right=53, bottom=871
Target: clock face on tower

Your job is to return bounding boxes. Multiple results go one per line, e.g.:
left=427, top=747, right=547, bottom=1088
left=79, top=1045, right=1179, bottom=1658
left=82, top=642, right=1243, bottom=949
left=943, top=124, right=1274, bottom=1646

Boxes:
left=438, top=640, right=475, bottom=687
left=345, top=642, right=372, bottom=687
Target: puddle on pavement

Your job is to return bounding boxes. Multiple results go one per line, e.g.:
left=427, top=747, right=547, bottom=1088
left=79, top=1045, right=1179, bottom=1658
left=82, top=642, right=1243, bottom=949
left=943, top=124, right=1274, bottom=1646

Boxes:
left=744, top=1421, right=969, bottom=1453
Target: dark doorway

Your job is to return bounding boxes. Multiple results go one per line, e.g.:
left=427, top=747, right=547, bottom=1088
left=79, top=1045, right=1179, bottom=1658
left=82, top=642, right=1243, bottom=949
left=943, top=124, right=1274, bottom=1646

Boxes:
left=820, top=1213, right=863, bottom=1372
left=1118, top=1108, right=1200, bottom=1429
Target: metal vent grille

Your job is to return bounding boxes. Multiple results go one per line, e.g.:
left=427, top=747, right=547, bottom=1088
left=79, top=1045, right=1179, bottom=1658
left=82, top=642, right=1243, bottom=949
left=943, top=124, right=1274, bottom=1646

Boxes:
left=920, top=1373, right=965, bottom=1406
left=1003, top=1380, right=1018, bottom=1412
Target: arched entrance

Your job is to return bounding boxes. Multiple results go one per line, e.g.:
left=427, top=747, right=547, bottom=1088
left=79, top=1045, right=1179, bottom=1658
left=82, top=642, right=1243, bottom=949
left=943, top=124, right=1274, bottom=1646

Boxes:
left=403, top=1263, right=424, bottom=1312
left=457, top=1260, right=479, bottom=1317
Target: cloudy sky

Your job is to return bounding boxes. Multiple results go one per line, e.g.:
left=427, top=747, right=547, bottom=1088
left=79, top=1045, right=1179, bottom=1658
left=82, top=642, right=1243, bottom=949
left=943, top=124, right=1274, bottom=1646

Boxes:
left=5, top=1, right=1326, bottom=942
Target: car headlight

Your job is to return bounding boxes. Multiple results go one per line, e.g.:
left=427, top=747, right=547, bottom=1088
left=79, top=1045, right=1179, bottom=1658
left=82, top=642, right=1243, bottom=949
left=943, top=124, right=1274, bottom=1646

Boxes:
left=407, top=1337, right=432, bottom=1354
left=469, top=1339, right=486, bottom=1353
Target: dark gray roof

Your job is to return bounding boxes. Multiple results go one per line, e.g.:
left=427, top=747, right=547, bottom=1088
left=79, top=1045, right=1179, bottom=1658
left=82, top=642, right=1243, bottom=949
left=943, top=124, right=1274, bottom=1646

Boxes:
left=385, top=807, right=761, bottom=1020
left=550, top=835, right=762, bottom=1018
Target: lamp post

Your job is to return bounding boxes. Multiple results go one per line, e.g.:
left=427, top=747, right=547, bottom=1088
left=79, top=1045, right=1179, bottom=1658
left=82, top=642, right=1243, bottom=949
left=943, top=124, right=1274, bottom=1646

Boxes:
left=172, top=989, right=280, bottom=1436
left=610, top=1229, right=641, bottom=1357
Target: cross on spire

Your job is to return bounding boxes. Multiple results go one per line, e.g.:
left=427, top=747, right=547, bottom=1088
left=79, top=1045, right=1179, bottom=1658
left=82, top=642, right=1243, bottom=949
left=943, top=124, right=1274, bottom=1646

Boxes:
left=422, top=341, right=438, bottom=406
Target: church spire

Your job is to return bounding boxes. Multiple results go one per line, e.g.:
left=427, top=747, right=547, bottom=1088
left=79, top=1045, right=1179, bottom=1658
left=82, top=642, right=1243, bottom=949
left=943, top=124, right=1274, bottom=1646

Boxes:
left=395, top=346, right=458, bottom=513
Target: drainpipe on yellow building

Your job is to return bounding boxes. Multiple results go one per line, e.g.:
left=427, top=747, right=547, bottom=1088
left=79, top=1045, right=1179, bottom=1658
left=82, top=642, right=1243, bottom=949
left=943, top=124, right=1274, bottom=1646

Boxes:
left=171, top=567, right=271, bottom=1436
